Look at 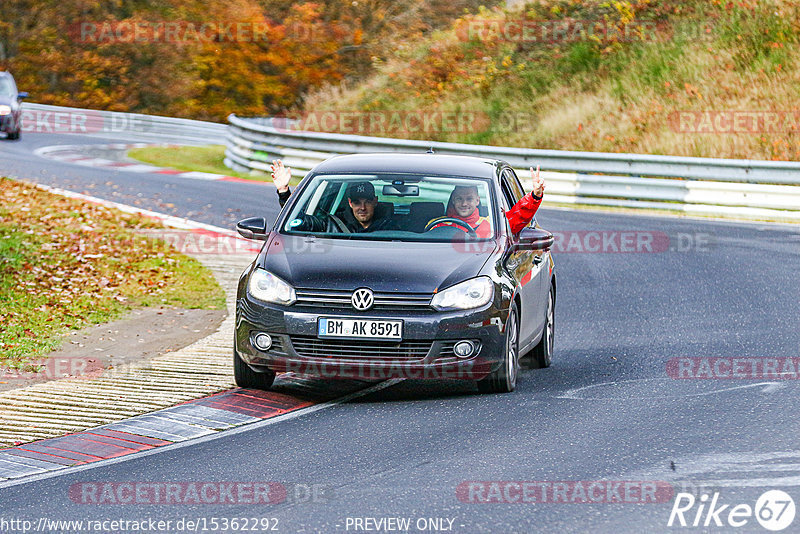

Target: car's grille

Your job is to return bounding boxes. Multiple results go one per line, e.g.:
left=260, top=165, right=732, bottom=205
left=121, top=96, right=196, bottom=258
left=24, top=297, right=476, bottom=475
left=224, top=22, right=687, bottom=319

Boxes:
left=263, top=337, right=287, bottom=356
left=294, top=289, right=432, bottom=311
left=289, top=335, right=432, bottom=361
left=438, top=341, right=458, bottom=359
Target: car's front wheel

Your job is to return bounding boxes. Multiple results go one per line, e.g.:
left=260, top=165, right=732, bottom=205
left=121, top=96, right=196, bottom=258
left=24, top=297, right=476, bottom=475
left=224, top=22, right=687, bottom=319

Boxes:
left=477, top=303, right=519, bottom=394
left=6, top=118, right=20, bottom=140
left=233, top=347, right=276, bottom=390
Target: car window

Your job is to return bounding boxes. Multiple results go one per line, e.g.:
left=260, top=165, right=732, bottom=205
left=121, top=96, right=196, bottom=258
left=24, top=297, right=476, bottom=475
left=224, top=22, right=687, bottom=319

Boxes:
left=282, top=173, right=496, bottom=241
left=502, top=169, right=524, bottom=202
left=502, top=168, right=536, bottom=227
left=0, top=77, right=16, bottom=97
left=499, top=175, right=517, bottom=209
left=505, top=168, right=526, bottom=200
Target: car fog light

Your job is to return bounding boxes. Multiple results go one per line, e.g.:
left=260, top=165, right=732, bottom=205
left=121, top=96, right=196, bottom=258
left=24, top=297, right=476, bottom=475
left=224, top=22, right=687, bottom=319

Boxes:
left=453, top=340, right=476, bottom=358
left=253, top=333, right=273, bottom=351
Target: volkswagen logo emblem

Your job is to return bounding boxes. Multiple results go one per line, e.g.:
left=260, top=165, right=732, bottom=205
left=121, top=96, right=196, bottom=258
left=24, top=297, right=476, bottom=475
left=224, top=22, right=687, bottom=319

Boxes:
left=351, top=288, right=374, bottom=311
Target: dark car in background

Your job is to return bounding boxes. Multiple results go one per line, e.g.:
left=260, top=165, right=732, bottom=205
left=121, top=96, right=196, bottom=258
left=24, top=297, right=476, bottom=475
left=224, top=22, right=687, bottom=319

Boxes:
left=234, top=154, right=556, bottom=394
left=0, top=72, right=28, bottom=140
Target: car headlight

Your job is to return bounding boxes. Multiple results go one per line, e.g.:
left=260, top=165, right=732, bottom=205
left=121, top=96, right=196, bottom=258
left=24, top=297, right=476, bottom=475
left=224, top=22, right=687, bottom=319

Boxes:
left=248, top=268, right=296, bottom=305
left=431, top=276, right=494, bottom=311
left=0, top=105, right=11, bottom=116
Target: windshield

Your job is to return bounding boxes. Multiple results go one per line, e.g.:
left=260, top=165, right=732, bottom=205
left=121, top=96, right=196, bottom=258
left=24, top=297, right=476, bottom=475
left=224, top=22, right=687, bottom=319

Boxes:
left=281, top=173, right=496, bottom=242
left=0, top=77, right=16, bottom=97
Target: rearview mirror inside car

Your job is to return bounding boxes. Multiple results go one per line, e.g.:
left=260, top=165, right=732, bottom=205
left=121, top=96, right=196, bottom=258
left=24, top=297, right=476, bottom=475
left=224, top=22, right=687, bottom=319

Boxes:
left=236, top=217, right=269, bottom=240
left=382, top=184, right=419, bottom=196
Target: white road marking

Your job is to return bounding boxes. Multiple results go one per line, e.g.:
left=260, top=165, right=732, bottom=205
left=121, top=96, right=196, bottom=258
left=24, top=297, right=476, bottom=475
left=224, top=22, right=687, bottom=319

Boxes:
left=632, top=450, right=800, bottom=489
left=556, top=377, right=786, bottom=400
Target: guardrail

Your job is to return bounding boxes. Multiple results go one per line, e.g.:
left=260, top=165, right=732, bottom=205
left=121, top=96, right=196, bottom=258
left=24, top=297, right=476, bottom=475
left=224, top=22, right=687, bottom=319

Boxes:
left=22, top=103, right=227, bottom=145
left=226, top=114, right=800, bottom=221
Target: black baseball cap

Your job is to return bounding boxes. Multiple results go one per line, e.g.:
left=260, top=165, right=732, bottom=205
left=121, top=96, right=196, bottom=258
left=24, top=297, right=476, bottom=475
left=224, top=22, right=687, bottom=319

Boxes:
left=347, top=181, right=376, bottom=200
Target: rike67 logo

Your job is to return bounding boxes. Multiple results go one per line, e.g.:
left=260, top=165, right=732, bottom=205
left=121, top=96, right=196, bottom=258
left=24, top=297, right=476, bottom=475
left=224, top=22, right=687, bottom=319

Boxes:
left=668, top=490, right=795, bottom=531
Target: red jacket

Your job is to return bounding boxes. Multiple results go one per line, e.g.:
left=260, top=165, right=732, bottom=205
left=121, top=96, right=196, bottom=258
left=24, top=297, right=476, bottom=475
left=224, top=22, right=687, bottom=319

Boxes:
left=505, top=192, right=542, bottom=234
left=429, top=210, right=492, bottom=238
left=430, top=192, right=542, bottom=237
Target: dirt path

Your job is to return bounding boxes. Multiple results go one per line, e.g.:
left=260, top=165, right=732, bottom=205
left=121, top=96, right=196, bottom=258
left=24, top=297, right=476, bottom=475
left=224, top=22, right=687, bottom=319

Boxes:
left=0, top=307, right=225, bottom=392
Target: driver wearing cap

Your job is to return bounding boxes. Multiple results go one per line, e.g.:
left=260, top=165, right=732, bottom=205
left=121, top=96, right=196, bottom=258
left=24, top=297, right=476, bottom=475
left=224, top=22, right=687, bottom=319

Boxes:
left=270, top=160, right=395, bottom=233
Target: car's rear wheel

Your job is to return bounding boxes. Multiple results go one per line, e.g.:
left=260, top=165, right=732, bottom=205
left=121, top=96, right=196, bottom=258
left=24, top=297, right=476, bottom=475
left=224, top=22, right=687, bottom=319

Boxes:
left=477, top=303, right=519, bottom=394
left=233, top=347, right=276, bottom=390
left=530, top=284, right=554, bottom=369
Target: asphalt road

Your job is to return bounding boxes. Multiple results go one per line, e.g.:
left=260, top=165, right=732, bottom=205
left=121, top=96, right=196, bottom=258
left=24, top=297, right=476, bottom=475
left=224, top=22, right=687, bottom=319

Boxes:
left=1, top=132, right=800, bottom=533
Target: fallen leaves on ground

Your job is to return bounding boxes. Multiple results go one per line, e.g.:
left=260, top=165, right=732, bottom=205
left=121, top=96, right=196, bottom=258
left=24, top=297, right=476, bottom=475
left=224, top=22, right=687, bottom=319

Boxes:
left=0, top=178, right=224, bottom=369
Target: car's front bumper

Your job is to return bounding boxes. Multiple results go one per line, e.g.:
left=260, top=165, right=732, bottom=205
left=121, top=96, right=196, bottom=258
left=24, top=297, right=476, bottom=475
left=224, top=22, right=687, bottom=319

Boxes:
left=235, top=298, right=508, bottom=381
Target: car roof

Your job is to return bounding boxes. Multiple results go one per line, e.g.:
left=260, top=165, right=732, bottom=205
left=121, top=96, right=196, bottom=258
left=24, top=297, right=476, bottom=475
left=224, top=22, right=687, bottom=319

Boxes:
left=311, top=153, right=505, bottom=179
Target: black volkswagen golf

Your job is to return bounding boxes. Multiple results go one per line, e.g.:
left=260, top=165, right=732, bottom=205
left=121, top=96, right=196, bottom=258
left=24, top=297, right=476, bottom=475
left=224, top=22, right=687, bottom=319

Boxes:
left=234, top=153, right=555, bottom=394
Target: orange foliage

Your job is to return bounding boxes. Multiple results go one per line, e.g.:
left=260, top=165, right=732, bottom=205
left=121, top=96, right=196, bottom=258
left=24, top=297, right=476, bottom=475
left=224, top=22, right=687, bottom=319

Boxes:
left=0, top=0, right=495, bottom=120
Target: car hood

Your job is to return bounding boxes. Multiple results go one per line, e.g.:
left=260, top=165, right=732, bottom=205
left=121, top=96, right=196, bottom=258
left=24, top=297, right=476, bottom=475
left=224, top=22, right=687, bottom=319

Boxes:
left=259, top=234, right=497, bottom=293
left=0, top=96, right=16, bottom=107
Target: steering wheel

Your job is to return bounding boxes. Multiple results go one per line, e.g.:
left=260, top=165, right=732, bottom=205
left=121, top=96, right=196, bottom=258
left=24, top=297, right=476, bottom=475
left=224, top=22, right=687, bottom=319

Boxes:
left=423, top=217, right=477, bottom=237
left=328, top=213, right=351, bottom=233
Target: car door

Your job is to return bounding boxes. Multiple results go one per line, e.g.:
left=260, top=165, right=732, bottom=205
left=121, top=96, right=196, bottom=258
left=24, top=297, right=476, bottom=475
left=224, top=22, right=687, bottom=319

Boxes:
left=501, top=168, right=547, bottom=349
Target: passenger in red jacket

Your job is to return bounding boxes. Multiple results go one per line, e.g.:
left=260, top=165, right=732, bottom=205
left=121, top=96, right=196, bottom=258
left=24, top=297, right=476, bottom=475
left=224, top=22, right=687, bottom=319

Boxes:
left=428, top=185, right=493, bottom=238
left=430, top=166, right=546, bottom=237
left=506, top=166, right=546, bottom=235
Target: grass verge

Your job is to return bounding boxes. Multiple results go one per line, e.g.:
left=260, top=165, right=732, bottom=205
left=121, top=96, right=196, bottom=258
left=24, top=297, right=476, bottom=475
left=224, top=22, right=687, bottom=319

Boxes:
left=127, top=145, right=260, bottom=180
left=0, top=177, right=225, bottom=371
left=301, top=0, right=800, bottom=161
left=128, top=145, right=303, bottom=186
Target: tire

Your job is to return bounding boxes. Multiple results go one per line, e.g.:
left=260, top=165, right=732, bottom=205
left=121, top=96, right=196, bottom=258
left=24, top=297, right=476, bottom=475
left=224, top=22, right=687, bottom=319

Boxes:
left=530, top=284, right=554, bottom=369
left=233, top=347, right=276, bottom=390
left=6, top=118, right=19, bottom=140
left=477, top=303, right=520, bottom=394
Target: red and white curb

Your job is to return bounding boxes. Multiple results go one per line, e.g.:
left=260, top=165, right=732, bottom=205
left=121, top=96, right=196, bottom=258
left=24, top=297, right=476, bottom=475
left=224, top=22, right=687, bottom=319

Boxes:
left=0, top=378, right=396, bottom=485
left=34, top=143, right=258, bottom=184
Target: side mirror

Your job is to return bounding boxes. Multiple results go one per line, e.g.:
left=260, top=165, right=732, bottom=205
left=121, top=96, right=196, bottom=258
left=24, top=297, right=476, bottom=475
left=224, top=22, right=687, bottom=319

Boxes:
left=236, top=217, right=268, bottom=240
left=17, top=92, right=28, bottom=100
left=516, top=227, right=554, bottom=251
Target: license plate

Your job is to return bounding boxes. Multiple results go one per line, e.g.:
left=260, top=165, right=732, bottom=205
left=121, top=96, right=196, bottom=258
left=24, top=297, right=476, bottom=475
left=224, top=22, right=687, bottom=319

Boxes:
left=318, top=317, right=403, bottom=340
